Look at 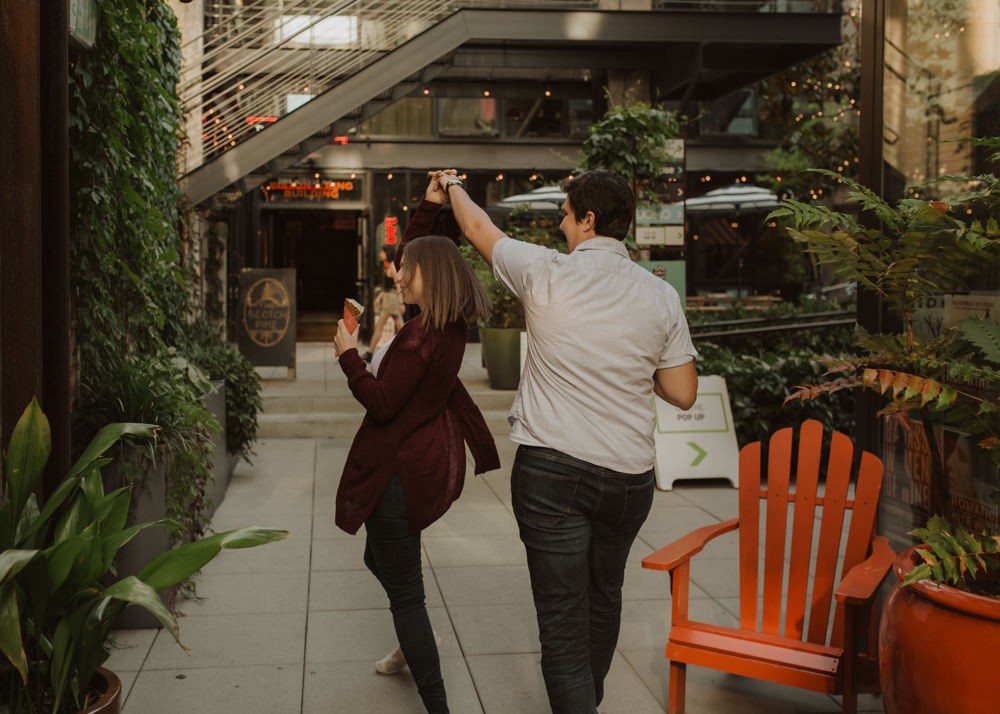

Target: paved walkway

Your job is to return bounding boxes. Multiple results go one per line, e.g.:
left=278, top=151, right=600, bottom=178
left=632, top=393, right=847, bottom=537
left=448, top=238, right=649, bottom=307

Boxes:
left=108, top=343, right=881, bottom=713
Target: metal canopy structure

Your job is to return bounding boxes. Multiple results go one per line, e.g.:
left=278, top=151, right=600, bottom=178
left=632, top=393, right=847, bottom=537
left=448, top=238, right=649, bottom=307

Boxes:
left=181, top=8, right=841, bottom=206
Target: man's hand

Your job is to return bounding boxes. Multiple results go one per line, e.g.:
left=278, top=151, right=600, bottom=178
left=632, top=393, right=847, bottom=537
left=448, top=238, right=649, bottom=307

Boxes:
left=429, top=168, right=504, bottom=266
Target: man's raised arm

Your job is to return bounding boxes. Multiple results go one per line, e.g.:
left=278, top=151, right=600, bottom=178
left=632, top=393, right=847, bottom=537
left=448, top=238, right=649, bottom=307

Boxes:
left=432, top=170, right=506, bottom=267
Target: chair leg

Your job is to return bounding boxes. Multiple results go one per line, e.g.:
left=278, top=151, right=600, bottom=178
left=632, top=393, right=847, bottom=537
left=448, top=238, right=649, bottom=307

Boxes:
left=668, top=660, right=686, bottom=714
left=842, top=689, right=857, bottom=714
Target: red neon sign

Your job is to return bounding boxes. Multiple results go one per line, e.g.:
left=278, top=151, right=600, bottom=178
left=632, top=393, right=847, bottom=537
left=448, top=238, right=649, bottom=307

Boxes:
left=384, top=217, right=398, bottom=245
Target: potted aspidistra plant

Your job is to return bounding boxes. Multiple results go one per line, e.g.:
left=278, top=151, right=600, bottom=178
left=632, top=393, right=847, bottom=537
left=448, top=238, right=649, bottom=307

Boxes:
left=0, top=399, right=287, bottom=713
left=771, top=138, right=1000, bottom=714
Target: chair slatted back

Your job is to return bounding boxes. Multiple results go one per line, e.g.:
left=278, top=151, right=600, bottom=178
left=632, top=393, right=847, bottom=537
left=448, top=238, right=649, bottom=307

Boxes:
left=737, top=420, right=884, bottom=647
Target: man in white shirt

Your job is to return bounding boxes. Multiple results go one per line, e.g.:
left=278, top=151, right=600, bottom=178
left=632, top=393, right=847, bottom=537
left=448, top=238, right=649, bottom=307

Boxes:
left=435, top=168, right=697, bottom=714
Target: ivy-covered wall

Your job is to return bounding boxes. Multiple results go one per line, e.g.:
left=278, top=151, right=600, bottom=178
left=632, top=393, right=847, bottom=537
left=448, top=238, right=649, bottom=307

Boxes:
left=69, top=1, right=187, bottom=378
left=66, top=2, right=262, bottom=544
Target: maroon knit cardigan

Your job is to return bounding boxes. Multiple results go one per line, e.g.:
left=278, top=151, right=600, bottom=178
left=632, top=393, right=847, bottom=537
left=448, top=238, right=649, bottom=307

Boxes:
left=335, top=201, right=500, bottom=534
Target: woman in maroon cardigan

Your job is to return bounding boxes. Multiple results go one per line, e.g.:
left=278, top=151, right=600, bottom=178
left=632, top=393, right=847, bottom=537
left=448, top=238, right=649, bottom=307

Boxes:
left=333, top=189, right=499, bottom=714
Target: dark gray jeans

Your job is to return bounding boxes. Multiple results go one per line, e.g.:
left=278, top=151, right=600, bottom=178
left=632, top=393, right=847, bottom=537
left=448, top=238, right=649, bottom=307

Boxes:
left=364, top=476, right=448, bottom=713
left=511, top=445, right=655, bottom=714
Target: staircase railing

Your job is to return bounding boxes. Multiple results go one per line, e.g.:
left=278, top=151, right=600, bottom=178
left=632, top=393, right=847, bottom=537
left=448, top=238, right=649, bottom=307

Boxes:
left=179, top=0, right=841, bottom=173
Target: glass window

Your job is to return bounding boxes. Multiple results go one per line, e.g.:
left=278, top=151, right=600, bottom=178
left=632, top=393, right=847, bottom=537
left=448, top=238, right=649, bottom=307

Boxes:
left=699, top=89, right=758, bottom=136
left=357, top=98, right=432, bottom=137
left=568, top=99, right=594, bottom=139
left=438, top=98, right=498, bottom=136
left=883, top=0, right=1000, bottom=191
left=505, top=98, right=564, bottom=138
left=275, top=15, right=357, bottom=48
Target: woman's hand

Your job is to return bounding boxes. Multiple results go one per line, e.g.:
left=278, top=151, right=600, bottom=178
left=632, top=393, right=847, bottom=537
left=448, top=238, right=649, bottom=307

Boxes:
left=425, top=171, right=447, bottom=204
left=334, top=318, right=359, bottom=358
left=426, top=169, right=460, bottom=203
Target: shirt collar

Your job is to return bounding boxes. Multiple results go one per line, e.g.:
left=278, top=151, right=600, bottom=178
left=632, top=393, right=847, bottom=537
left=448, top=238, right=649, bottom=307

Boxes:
left=574, top=236, right=630, bottom=257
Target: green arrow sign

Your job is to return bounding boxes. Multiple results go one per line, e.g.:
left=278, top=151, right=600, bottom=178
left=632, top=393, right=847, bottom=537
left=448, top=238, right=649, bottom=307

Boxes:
left=686, top=441, right=708, bottom=467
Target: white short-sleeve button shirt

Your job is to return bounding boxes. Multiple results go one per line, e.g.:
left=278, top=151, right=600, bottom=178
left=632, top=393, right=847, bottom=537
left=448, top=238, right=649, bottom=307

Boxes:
left=492, top=236, right=697, bottom=474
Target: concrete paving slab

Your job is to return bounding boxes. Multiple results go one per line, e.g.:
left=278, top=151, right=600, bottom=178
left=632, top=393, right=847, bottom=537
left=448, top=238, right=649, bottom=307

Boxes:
left=124, top=664, right=302, bottom=714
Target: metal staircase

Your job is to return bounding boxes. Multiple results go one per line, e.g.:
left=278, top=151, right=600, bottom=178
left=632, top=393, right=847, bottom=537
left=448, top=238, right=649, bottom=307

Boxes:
left=179, top=0, right=843, bottom=205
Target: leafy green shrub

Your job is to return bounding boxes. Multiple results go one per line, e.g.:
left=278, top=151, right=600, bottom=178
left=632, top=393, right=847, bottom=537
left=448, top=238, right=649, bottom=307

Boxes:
left=696, top=341, right=855, bottom=447
left=180, top=319, right=262, bottom=464
left=75, top=351, right=218, bottom=545
left=689, top=298, right=856, bottom=445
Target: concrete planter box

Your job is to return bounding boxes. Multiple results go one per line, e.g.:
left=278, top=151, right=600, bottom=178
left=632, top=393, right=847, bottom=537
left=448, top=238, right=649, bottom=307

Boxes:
left=103, top=450, right=171, bottom=629
left=204, top=380, right=237, bottom=518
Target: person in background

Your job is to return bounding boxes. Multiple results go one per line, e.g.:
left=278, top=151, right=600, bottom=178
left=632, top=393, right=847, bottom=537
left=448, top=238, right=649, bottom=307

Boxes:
left=365, top=245, right=405, bottom=360
left=332, top=180, right=500, bottom=713
left=433, top=168, right=698, bottom=714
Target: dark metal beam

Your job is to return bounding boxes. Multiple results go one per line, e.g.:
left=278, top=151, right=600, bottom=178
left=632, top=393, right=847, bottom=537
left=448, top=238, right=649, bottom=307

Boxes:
left=856, top=0, right=887, bottom=454
left=0, top=0, right=44, bottom=453
left=40, top=0, right=72, bottom=489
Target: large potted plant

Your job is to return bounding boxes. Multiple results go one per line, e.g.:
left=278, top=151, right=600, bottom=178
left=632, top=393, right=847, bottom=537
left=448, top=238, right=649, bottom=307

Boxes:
left=75, top=350, right=220, bottom=628
left=0, top=399, right=287, bottom=713
left=773, top=142, right=1000, bottom=714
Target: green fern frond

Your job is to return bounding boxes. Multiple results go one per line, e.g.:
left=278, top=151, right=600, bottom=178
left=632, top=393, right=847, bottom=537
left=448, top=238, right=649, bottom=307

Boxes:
left=904, top=517, right=1000, bottom=588
left=959, top=316, right=1000, bottom=365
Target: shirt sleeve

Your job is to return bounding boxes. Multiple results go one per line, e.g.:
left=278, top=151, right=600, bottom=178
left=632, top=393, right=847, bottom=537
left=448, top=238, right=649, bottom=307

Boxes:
left=491, top=236, right=554, bottom=298
left=658, top=301, right=699, bottom=369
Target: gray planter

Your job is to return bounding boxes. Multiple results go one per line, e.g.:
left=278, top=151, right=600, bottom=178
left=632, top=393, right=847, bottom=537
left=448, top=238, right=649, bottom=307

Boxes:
left=479, top=327, right=522, bottom=390
left=104, top=451, right=171, bottom=629
left=203, top=380, right=236, bottom=518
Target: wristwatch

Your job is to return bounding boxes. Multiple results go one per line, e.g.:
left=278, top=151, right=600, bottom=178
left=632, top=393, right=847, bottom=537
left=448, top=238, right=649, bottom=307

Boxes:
left=441, top=176, right=464, bottom=194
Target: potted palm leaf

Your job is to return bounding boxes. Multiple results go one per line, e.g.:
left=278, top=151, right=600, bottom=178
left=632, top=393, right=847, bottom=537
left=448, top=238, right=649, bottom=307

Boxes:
left=771, top=140, right=1000, bottom=714
left=0, top=399, right=287, bottom=713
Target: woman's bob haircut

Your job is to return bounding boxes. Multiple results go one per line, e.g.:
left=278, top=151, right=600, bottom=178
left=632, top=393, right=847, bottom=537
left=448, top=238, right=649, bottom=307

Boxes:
left=400, top=235, right=491, bottom=331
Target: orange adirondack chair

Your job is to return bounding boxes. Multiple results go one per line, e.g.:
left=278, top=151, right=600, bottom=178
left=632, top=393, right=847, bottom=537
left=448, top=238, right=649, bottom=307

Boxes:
left=642, top=420, right=895, bottom=714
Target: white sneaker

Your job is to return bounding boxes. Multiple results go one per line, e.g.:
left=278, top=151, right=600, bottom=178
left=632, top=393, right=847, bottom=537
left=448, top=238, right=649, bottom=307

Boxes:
left=375, top=645, right=406, bottom=675
left=374, top=631, right=443, bottom=675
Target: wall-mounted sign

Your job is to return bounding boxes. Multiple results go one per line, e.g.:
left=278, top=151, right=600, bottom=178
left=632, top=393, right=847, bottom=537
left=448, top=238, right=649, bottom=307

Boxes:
left=238, top=269, right=296, bottom=369
left=70, top=0, right=100, bottom=49
left=636, top=225, right=684, bottom=247
left=262, top=178, right=363, bottom=203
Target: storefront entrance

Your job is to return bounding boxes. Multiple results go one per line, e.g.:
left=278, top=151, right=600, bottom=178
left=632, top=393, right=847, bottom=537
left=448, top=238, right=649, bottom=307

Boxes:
left=269, top=208, right=361, bottom=340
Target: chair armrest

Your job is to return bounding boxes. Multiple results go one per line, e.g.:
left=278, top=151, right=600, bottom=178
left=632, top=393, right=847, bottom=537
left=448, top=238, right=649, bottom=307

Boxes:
left=835, top=536, right=895, bottom=606
left=642, top=518, right=739, bottom=572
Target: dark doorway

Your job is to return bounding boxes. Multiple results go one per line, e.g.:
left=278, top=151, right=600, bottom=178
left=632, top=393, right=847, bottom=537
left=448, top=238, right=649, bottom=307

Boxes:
left=271, top=209, right=359, bottom=339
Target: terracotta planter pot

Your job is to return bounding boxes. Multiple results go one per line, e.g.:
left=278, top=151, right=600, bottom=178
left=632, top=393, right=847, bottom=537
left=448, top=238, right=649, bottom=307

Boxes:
left=879, top=547, right=1000, bottom=714
left=79, top=667, right=122, bottom=714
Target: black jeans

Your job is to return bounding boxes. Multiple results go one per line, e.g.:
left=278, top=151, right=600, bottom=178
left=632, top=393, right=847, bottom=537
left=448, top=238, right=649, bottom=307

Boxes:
left=511, top=445, right=655, bottom=714
left=364, top=476, right=448, bottom=714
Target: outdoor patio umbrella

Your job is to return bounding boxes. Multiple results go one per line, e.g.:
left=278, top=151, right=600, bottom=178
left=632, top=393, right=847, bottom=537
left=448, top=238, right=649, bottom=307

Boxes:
left=683, top=184, right=779, bottom=214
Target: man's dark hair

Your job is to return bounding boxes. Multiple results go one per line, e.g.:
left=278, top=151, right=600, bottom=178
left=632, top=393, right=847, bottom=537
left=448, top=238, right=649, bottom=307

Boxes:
left=562, top=170, right=634, bottom=240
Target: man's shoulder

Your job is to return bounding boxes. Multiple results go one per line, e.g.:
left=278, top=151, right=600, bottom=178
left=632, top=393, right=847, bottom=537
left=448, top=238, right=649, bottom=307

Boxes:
left=494, top=236, right=558, bottom=270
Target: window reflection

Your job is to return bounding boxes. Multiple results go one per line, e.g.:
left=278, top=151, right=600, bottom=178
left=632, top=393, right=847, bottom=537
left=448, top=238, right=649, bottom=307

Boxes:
left=439, top=98, right=498, bottom=136
left=883, top=0, right=1000, bottom=190
left=357, top=98, right=432, bottom=136
left=505, top=98, right=564, bottom=138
